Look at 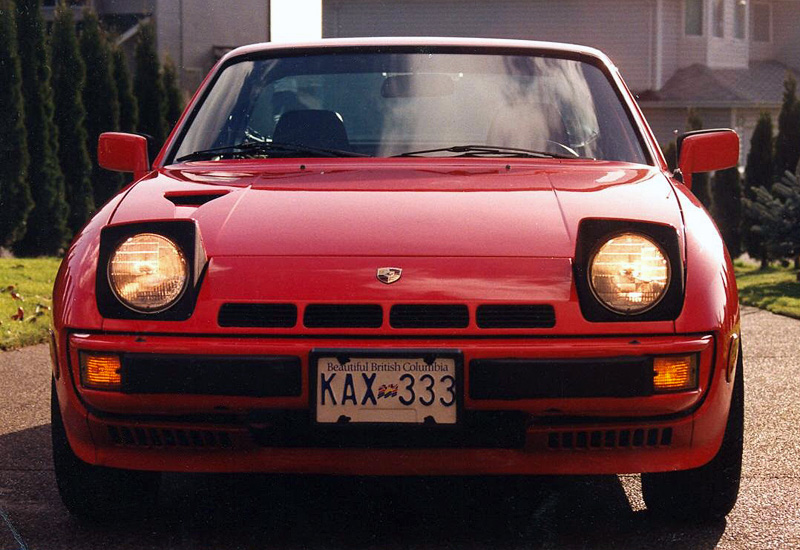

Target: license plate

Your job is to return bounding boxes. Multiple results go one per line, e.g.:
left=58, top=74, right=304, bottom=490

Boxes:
left=315, top=355, right=457, bottom=424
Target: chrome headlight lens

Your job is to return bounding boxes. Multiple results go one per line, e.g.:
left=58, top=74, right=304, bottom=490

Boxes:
left=589, top=232, right=671, bottom=314
left=108, top=233, right=188, bottom=313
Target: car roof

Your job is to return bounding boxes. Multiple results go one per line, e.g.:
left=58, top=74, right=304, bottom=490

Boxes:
left=222, top=37, right=615, bottom=68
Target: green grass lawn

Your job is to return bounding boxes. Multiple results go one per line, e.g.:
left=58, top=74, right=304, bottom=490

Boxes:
left=0, top=257, right=61, bottom=350
left=734, top=261, right=800, bottom=319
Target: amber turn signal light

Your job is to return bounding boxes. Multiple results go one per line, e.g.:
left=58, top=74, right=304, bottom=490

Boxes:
left=653, top=355, right=697, bottom=393
left=80, top=352, right=122, bottom=390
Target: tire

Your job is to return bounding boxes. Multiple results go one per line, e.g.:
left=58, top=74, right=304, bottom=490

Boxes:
left=642, top=344, right=744, bottom=522
left=51, top=382, right=160, bottom=522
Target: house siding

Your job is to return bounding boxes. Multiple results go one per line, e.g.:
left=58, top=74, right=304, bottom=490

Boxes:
left=155, top=0, right=269, bottom=93
left=661, top=0, right=682, bottom=87
left=772, top=1, right=800, bottom=70
left=323, top=0, right=657, bottom=91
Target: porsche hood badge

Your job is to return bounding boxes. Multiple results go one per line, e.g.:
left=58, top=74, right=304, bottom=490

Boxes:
left=377, top=267, right=402, bottom=284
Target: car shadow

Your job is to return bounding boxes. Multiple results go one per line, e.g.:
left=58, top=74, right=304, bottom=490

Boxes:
left=0, top=425, right=726, bottom=550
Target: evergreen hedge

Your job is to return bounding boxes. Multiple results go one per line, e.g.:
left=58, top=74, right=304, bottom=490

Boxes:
left=80, top=8, right=122, bottom=207
left=113, top=45, right=138, bottom=134
left=51, top=1, right=95, bottom=234
left=774, top=74, right=800, bottom=180
left=0, top=0, right=34, bottom=247
left=14, top=0, right=69, bottom=256
left=743, top=113, right=774, bottom=267
left=134, top=21, right=167, bottom=147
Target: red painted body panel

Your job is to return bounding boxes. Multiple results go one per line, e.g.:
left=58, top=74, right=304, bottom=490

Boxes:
left=52, top=38, right=741, bottom=478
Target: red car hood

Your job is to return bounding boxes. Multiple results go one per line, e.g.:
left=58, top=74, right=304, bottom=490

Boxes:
left=109, top=159, right=683, bottom=258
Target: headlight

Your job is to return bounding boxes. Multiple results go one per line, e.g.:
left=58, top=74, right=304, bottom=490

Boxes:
left=108, top=233, right=188, bottom=313
left=589, top=232, right=670, bottom=314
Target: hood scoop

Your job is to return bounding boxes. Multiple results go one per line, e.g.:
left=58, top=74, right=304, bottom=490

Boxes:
left=164, top=189, right=230, bottom=207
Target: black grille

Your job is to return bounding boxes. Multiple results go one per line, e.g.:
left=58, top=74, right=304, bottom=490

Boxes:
left=390, top=304, right=469, bottom=329
left=476, top=304, right=555, bottom=328
left=546, top=427, right=673, bottom=450
left=304, top=304, right=383, bottom=328
left=218, top=303, right=297, bottom=328
left=470, top=357, right=654, bottom=399
left=247, top=410, right=527, bottom=449
left=107, top=425, right=234, bottom=449
left=121, top=354, right=302, bottom=397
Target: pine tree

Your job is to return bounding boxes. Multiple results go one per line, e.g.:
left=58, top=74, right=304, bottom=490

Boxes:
left=113, top=45, right=138, bottom=134
left=744, top=170, right=800, bottom=262
left=0, top=0, right=34, bottom=247
left=134, top=21, right=167, bottom=147
left=162, top=54, right=184, bottom=130
left=51, top=1, right=94, bottom=235
left=80, top=8, right=122, bottom=207
left=686, top=109, right=712, bottom=210
left=711, top=166, right=742, bottom=258
left=743, top=112, right=774, bottom=267
left=14, top=0, right=69, bottom=256
left=774, top=73, right=800, bottom=180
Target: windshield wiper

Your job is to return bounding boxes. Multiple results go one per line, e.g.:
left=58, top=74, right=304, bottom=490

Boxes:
left=175, top=141, right=370, bottom=163
left=393, top=144, right=584, bottom=159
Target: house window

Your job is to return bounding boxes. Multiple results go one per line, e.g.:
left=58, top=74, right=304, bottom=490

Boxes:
left=713, top=0, right=725, bottom=37
left=734, top=0, right=747, bottom=39
left=752, top=3, right=771, bottom=42
left=685, top=0, right=704, bottom=35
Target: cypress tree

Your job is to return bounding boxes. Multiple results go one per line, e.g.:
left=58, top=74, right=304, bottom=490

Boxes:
left=774, top=73, right=800, bottom=180
left=113, top=45, right=138, bottom=133
left=80, top=8, right=123, bottom=207
left=686, top=109, right=712, bottom=210
left=743, top=113, right=774, bottom=268
left=0, top=0, right=34, bottom=247
left=162, top=54, right=184, bottom=130
left=14, top=0, right=69, bottom=256
left=51, top=1, right=94, bottom=234
left=134, top=21, right=167, bottom=146
left=711, top=166, right=742, bottom=258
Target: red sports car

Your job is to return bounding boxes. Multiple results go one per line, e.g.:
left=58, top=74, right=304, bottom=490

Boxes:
left=51, top=38, right=743, bottom=521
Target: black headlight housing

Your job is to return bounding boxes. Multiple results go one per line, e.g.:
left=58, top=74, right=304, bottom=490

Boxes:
left=96, top=220, right=207, bottom=320
left=574, top=219, right=684, bottom=322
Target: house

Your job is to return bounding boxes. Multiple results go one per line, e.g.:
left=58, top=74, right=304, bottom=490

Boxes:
left=322, top=0, right=800, bottom=164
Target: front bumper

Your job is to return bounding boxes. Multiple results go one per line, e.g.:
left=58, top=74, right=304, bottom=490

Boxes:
left=54, top=331, right=734, bottom=475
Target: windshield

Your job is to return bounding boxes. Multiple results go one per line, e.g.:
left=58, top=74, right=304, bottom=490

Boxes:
left=170, top=51, right=648, bottom=163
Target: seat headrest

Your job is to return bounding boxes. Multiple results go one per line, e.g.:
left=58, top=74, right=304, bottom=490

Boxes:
left=273, top=109, right=350, bottom=151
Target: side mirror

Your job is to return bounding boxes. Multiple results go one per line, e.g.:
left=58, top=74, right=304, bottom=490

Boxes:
left=98, top=132, right=150, bottom=181
left=676, top=129, right=739, bottom=190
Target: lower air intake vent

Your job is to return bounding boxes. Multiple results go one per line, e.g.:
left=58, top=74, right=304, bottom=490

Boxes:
left=107, top=425, right=234, bottom=449
left=218, top=303, right=297, bottom=327
left=476, top=304, right=555, bottom=328
left=390, top=304, right=469, bottom=329
left=546, top=427, right=673, bottom=450
left=304, top=304, right=383, bottom=328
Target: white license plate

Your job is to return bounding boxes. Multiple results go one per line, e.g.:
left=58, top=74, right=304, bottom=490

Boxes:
left=315, top=356, right=457, bottom=424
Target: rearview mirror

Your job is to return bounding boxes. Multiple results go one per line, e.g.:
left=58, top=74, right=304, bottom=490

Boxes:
left=98, top=132, right=150, bottom=181
left=381, top=74, right=455, bottom=98
left=676, top=129, right=739, bottom=190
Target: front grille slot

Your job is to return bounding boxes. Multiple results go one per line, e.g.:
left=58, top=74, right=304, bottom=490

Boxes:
left=476, top=304, right=556, bottom=328
left=107, top=425, right=235, bottom=449
left=470, top=357, right=654, bottom=399
left=303, top=304, right=383, bottom=328
left=121, top=354, right=302, bottom=397
left=218, top=303, right=297, bottom=328
left=546, top=427, right=673, bottom=450
left=390, top=304, right=469, bottom=329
